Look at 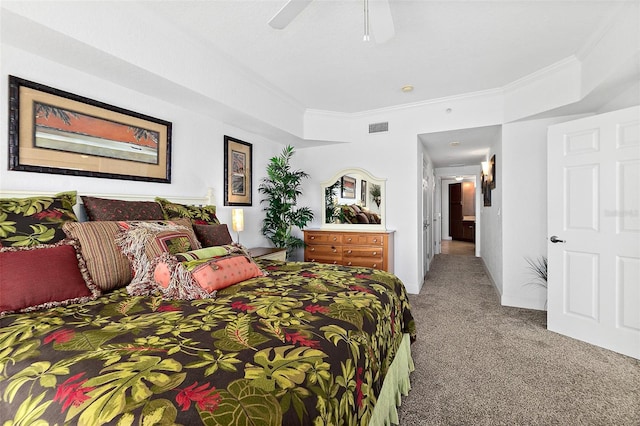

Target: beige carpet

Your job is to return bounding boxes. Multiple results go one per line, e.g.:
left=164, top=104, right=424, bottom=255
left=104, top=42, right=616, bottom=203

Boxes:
left=398, top=254, right=640, bottom=425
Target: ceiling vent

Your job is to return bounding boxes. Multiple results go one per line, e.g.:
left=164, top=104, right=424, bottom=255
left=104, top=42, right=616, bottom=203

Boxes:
left=369, top=122, right=389, bottom=133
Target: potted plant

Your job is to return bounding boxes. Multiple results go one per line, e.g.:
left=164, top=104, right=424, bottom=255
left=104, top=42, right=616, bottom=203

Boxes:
left=370, top=184, right=381, bottom=207
left=324, top=180, right=340, bottom=223
left=258, top=145, right=314, bottom=259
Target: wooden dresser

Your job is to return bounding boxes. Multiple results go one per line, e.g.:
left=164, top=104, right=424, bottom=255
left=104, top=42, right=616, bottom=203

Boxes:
left=303, top=229, right=394, bottom=273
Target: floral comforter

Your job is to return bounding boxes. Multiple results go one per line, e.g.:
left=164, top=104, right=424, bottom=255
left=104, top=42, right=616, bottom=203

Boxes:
left=0, top=260, right=415, bottom=426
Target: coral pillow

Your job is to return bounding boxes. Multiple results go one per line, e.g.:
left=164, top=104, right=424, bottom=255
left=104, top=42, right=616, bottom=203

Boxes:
left=190, top=255, right=263, bottom=292
left=152, top=250, right=263, bottom=299
left=0, top=240, right=101, bottom=315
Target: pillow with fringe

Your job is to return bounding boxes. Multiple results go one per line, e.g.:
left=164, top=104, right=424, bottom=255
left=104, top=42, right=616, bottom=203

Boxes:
left=152, top=248, right=264, bottom=300
left=116, top=219, right=201, bottom=296
left=0, top=239, right=101, bottom=315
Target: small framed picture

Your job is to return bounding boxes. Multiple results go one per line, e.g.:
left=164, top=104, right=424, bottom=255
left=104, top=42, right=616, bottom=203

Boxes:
left=224, top=136, right=252, bottom=206
left=341, top=175, right=356, bottom=199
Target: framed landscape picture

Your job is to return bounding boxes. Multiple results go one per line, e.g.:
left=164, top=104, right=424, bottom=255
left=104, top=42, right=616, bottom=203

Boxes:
left=224, top=135, right=252, bottom=206
left=8, top=75, right=172, bottom=183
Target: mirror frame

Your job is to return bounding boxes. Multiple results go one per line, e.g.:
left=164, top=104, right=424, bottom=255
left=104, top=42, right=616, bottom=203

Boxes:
left=320, top=167, right=386, bottom=231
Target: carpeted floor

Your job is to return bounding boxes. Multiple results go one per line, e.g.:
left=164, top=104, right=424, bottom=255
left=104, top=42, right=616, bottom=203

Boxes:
left=397, top=253, right=640, bottom=425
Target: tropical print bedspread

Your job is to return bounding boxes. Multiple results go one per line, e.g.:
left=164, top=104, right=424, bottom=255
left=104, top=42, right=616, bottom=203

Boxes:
left=0, top=260, right=415, bottom=426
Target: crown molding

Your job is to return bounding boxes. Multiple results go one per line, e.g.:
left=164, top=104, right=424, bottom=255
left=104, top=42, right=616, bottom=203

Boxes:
left=502, top=56, right=580, bottom=94
left=305, top=87, right=504, bottom=120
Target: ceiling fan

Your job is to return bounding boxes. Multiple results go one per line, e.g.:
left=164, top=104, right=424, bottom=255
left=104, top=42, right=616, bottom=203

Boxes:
left=268, top=0, right=395, bottom=43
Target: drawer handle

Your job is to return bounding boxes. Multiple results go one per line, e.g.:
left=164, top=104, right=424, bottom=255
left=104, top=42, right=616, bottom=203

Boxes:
left=347, top=238, right=352, bottom=242
left=333, top=261, right=338, bottom=264
left=310, top=247, right=315, bottom=252
left=372, top=251, right=377, bottom=255
left=310, top=236, right=315, bottom=240
left=311, top=258, right=316, bottom=262
left=372, top=263, right=378, bottom=268
left=332, top=237, right=337, bottom=241
left=347, top=261, right=352, bottom=266
left=347, top=250, right=352, bottom=254
left=332, top=248, right=337, bottom=253
left=373, top=238, right=378, bottom=243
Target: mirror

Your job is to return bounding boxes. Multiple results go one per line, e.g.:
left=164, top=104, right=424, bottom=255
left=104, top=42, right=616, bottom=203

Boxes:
left=320, top=168, right=386, bottom=230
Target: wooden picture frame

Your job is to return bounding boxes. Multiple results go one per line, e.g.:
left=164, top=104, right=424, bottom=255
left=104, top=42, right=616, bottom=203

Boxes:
left=224, top=135, right=252, bottom=206
left=341, top=175, right=356, bottom=199
left=8, top=76, right=171, bottom=183
left=483, top=178, right=492, bottom=206
left=489, top=154, right=496, bottom=190
left=361, top=180, right=367, bottom=206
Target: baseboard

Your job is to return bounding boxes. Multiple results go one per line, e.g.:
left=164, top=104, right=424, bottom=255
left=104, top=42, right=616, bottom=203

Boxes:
left=501, top=295, right=547, bottom=311
left=480, top=258, right=502, bottom=302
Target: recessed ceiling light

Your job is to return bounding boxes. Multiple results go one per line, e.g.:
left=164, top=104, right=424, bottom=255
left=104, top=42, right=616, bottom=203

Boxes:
left=449, top=141, right=460, bottom=147
left=401, top=85, right=414, bottom=93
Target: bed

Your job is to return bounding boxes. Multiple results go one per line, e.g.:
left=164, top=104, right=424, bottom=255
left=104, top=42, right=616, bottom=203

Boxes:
left=0, top=191, right=415, bottom=425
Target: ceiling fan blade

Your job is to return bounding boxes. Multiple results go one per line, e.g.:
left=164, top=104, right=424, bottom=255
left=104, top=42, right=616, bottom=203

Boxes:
left=268, top=0, right=313, bottom=29
left=369, top=0, right=395, bottom=43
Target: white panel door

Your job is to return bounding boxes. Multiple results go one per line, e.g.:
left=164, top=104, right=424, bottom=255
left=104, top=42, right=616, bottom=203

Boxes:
left=548, top=106, right=640, bottom=359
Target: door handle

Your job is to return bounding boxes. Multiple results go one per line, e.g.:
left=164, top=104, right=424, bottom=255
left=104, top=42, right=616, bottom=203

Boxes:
left=550, top=235, right=566, bottom=243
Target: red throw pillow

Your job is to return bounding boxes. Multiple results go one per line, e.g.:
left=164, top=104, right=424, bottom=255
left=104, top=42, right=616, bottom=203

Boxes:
left=0, top=240, right=101, bottom=315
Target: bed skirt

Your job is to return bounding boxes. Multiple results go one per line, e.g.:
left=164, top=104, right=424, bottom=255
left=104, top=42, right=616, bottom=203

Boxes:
left=369, top=333, right=415, bottom=426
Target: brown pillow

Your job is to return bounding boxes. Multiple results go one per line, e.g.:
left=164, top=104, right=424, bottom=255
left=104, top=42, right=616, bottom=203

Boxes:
left=355, top=213, right=370, bottom=224
left=63, top=221, right=132, bottom=291
left=82, top=196, right=165, bottom=221
left=0, top=191, right=78, bottom=247
left=0, top=239, right=101, bottom=315
left=193, top=223, right=233, bottom=247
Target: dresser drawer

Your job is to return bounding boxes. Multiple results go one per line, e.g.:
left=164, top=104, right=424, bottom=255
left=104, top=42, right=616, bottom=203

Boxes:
left=305, top=232, right=342, bottom=245
left=343, top=246, right=383, bottom=260
left=342, top=234, right=384, bottom=246
left=344, top=258, right=385, bottom=270
left=306, top=245, right=341, bottom=257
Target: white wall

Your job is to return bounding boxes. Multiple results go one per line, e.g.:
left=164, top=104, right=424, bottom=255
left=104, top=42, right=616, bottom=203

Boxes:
left=0, top=44, right=281, bottom=250
left=479, top=139, right=503, bottom=295
left=500, top=114, right=589, bottom=310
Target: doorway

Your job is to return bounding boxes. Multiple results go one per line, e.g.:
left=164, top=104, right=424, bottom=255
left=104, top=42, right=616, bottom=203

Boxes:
left=440, top=177, right=478, bottom=256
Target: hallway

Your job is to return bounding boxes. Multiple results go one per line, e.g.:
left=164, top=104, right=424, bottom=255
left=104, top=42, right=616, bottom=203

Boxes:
left=440, top=239, right=475, bottom=256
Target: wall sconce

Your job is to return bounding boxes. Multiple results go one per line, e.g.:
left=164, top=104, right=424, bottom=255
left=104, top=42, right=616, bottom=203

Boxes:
left=231, top=208, right=244, bottom=244
left=481, top=161, right=490, bottom=177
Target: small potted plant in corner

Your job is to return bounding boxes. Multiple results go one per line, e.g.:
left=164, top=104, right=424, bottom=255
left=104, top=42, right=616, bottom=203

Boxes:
left=525, top=255, right=548, bottom=307
left=258, top=145, right=314, bottom=260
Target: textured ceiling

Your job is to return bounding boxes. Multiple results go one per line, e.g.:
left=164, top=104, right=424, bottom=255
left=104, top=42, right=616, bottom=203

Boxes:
left=147, top=0, right=621, bottom=113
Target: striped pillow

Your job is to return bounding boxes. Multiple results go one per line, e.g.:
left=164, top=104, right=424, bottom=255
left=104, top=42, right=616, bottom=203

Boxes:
left=62, top=221, right=131, bottom=291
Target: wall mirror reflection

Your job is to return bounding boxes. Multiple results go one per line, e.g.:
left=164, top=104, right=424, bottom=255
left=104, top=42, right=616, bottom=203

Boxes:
left=321, top=168, right=386, bottom=230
